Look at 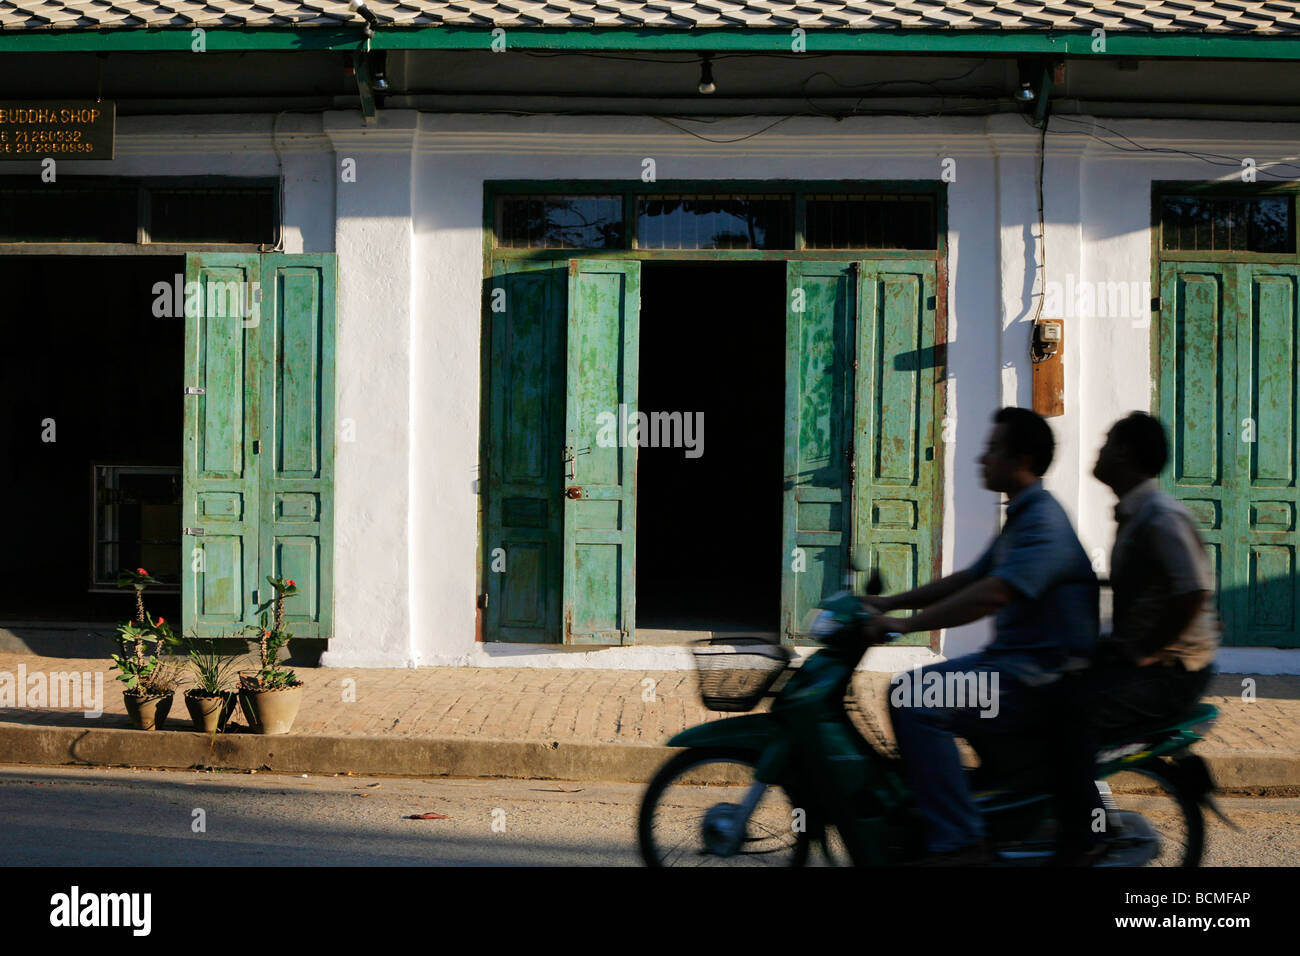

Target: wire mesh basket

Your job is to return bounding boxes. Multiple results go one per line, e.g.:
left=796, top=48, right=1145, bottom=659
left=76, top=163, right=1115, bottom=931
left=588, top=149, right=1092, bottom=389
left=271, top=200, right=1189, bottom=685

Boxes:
left=692, top=637, right=794, bottom=713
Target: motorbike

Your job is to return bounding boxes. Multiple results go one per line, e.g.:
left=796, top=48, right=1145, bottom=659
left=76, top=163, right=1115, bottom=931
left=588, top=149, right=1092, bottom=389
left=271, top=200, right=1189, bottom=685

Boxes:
left=637, top=574, right=1230, bottom=867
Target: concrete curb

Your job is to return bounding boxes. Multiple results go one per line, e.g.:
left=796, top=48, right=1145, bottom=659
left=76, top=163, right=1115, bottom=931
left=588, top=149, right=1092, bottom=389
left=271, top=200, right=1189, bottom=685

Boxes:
left=0, top=722, right=677, bottom=781
left=1, top=722, right=1298, bottom=791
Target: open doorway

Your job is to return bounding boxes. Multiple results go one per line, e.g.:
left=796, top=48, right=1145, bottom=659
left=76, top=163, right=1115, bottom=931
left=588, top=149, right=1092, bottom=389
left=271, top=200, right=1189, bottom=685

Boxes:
left=0, top=256, right=183, bottom=627
left=635, top=261, right=785, bottom=638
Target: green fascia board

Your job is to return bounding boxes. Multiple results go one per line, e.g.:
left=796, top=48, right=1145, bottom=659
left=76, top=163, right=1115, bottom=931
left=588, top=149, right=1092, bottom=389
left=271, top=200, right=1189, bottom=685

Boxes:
left=4, top=26, right=1300, bottom=59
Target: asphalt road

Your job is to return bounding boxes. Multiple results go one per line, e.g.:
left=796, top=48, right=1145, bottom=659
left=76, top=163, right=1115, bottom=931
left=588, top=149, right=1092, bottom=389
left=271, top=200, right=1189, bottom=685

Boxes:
left=0, top=766, right=1297, bottom=867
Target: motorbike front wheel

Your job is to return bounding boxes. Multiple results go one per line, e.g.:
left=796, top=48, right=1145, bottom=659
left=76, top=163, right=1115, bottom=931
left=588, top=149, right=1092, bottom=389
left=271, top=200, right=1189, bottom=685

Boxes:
left=638, top=747, right=811, bottom=867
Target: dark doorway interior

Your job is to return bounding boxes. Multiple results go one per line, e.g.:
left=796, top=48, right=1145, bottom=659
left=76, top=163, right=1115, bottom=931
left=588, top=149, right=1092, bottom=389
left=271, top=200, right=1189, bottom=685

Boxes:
left=0, top=256, right=183, bottom=624
left=636, top=261, right=785, bottom=633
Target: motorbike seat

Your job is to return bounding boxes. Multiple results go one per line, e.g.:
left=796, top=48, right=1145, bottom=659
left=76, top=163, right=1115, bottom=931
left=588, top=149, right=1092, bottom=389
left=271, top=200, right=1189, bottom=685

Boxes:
left=1095, top=702, right=1218, bottom=750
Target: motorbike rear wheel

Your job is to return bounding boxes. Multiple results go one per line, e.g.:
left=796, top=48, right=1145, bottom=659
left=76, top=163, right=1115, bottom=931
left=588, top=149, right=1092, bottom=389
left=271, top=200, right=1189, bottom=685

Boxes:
left=638, top=747, right=811, bottom=867
left=1102, top=764, right=1204, bottom=867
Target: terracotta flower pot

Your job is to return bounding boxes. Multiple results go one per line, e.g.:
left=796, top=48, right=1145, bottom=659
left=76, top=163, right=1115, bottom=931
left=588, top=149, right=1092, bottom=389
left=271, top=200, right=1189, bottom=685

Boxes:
left=123, top=690, right=173, bottom=731
left=238, top=680, right=303, bottom=735
left=184, top=690, right=237, bottom=733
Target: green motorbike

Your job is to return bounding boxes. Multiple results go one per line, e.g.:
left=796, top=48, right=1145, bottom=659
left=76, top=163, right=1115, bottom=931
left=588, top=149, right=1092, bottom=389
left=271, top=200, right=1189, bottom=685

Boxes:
left=638, top=577, right=1228, bottom=867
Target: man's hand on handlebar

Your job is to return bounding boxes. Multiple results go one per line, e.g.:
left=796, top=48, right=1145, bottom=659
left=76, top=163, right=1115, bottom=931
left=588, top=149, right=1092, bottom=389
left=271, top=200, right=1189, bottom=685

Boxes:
left=863, top=614, right=910, bottom=644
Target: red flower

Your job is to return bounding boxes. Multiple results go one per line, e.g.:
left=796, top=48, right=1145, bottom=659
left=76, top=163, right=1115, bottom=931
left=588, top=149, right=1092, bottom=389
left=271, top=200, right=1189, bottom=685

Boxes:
left=156, top=617, right=165, bottom=626
left=136, top=567, right=148, bottom=575
left=287, top=579, right=295, bottom=587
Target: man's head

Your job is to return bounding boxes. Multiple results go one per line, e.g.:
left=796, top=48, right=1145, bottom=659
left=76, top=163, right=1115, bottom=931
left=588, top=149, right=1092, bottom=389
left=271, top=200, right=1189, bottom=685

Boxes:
left=1093, top=411, right=1169, bottom=494
left=979, top=407, right=1054, bottom=495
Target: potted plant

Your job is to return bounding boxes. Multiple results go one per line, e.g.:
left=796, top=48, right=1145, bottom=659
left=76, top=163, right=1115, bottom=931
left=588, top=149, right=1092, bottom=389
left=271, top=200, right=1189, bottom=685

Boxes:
left=183, top=636, right=240, bottom=733
left=237, top=576, right=304, bottom=735
left=110, top=567, right=181, bottom=730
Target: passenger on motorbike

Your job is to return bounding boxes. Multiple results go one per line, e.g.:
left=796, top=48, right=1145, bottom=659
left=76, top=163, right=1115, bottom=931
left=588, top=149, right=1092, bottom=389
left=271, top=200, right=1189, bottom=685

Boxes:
left=863, top=407, right=1099, bottom=866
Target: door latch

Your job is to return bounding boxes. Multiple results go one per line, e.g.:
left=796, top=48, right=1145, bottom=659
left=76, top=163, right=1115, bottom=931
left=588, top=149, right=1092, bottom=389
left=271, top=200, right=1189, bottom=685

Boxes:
left=184, top=386, right=206, bottom=395
left=184, top=527, right=205, bottom=536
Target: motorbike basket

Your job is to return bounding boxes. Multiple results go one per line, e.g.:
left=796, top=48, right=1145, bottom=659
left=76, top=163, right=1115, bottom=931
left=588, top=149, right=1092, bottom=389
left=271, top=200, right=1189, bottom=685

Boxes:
left=691, top=638, right=793, bottom=713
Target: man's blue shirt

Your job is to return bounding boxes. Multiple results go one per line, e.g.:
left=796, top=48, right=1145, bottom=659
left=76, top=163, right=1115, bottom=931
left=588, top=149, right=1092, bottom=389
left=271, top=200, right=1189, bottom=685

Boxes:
left=965, top=482, right=1099, bottom=686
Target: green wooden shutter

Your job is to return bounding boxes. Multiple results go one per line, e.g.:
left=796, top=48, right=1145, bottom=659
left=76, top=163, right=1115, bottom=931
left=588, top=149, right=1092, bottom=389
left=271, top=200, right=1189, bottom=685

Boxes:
left=563, top=259, right=640, bottom=644
left=1233, top=264, right=1300, bottom=647
left=258, top=255, right=336, bottom=638
left=183, top=253, right=262, bottom=637
left=780, top=259, right=940, bottom=644
left=1158, top=260, right=1300, bottom=648
left=1159, top=262, right=1231, bottom=634
left=852, top=260, right=939, bottom=647
left=183, top=253, right=336, bottom=640
left=781, top=261, right=855, bottom=641
left=484, top=260, right=567, bottom=643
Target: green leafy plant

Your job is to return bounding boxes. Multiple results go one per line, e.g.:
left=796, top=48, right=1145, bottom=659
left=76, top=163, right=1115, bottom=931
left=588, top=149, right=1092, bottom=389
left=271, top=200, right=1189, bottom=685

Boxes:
left=241, top=576, right=301, bottom=690
left=185, top=636, right=241, bottom=697
left=110, top=567, right=181, bottom=697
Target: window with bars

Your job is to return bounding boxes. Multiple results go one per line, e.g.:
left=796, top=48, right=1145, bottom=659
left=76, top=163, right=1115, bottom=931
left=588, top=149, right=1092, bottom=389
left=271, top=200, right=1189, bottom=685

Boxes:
left=496, top=195, right=624, bottom=249
left=0, top=178, right=278, bottom=244
left=636, top=195, right=793, bottom=250
left=804, top=194, right=937, bottom=250
left=493, top=189, right=939, bottom=251
left=1160, top=195, right=1294, bottom=254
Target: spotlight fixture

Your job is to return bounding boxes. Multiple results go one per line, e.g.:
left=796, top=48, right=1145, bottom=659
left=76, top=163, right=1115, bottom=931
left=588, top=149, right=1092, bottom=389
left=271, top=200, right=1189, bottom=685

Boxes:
left=698, top=53, right=716, bottom=95
left=1016, top=58, right=1041, bottom=102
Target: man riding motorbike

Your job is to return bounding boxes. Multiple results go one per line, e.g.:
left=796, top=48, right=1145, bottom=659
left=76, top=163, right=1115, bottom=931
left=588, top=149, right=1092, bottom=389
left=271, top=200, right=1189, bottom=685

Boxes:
left=864, top=407, right=1099, bottom=866
left=1090, top=411, right=1220, bottom=731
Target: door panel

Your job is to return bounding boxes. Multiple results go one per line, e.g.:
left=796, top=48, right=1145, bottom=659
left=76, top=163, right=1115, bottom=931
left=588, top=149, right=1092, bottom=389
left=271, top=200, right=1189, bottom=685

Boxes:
left=1235, top=264, right=1300, bottom=645
left=563, top=260, right=640, bottom=644
left=781, top=261, right=854, bottom=640
left=183, top=254, right=261, bottom=636
left=484, top=261, right=566, bottom=643
left=1160, top=263, right=1232, bottom=623
left=853, top=261, right=939, bottom=646
left=259, top=256, right=336, bottom=637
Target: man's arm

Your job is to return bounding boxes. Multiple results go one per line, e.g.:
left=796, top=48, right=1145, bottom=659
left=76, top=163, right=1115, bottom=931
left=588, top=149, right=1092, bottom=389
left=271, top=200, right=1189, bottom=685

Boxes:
left=872, top=575, right=1014, bottom=636
left=872, top=568, right=980, bottom=613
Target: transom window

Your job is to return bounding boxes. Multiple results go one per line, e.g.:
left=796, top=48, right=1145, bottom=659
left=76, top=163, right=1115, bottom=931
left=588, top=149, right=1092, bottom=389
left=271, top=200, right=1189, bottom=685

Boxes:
left=0, top=177, right=279, bottom=245
left=492, top=186, right=941, bottom=252
left=1160, top=195, right=1294, bottom=254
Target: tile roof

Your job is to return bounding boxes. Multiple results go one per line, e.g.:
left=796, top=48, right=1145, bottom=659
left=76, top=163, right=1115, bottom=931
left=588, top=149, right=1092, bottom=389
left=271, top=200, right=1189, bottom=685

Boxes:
left=4, top=0, right=1300, bottom=32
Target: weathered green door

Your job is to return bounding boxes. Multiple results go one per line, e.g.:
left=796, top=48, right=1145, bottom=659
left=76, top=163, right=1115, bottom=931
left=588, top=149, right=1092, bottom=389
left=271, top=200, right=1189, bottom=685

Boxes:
left=852, top=260, right=941, bottom=641
left=183, top=253, right=336, bottom=639
left=780, top=260, right=939, bottom=643
left=563, top=260, right=640, bottom=644
left=258, top=256, right=336, bottom=638
left=781, top=261, right=854, bottom=641
left=483, top=260, right=566, bottom=643
left=1159, top=261, right=1300, bottom=646
left=183, top=254, right=262, bottom=636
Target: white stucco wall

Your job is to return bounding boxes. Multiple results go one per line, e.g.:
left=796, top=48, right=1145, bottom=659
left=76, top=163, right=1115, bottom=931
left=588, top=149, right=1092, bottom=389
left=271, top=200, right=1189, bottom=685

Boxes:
left=33, top=109, right=1300, bottom=672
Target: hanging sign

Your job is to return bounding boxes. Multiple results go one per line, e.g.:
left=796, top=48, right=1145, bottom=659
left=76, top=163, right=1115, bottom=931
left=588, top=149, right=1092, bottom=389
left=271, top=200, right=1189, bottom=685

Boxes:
left=0, top=101, right=115, bottom=160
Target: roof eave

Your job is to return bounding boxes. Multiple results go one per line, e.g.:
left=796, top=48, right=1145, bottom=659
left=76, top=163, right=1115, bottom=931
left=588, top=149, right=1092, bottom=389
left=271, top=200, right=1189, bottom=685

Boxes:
left=1, top=26, right=1299, bottom=60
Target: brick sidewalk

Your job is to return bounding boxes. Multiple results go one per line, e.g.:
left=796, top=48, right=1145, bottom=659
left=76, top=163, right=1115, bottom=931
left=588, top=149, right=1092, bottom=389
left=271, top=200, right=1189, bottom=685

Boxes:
left=0, top=653, right=1296, bottom=758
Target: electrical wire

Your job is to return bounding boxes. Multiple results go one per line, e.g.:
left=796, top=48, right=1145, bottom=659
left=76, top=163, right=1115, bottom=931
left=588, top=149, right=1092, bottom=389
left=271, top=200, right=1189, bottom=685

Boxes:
left=1048, top=113, right=1300, bottom=180
left=650, top=114, right=797, bottom=143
